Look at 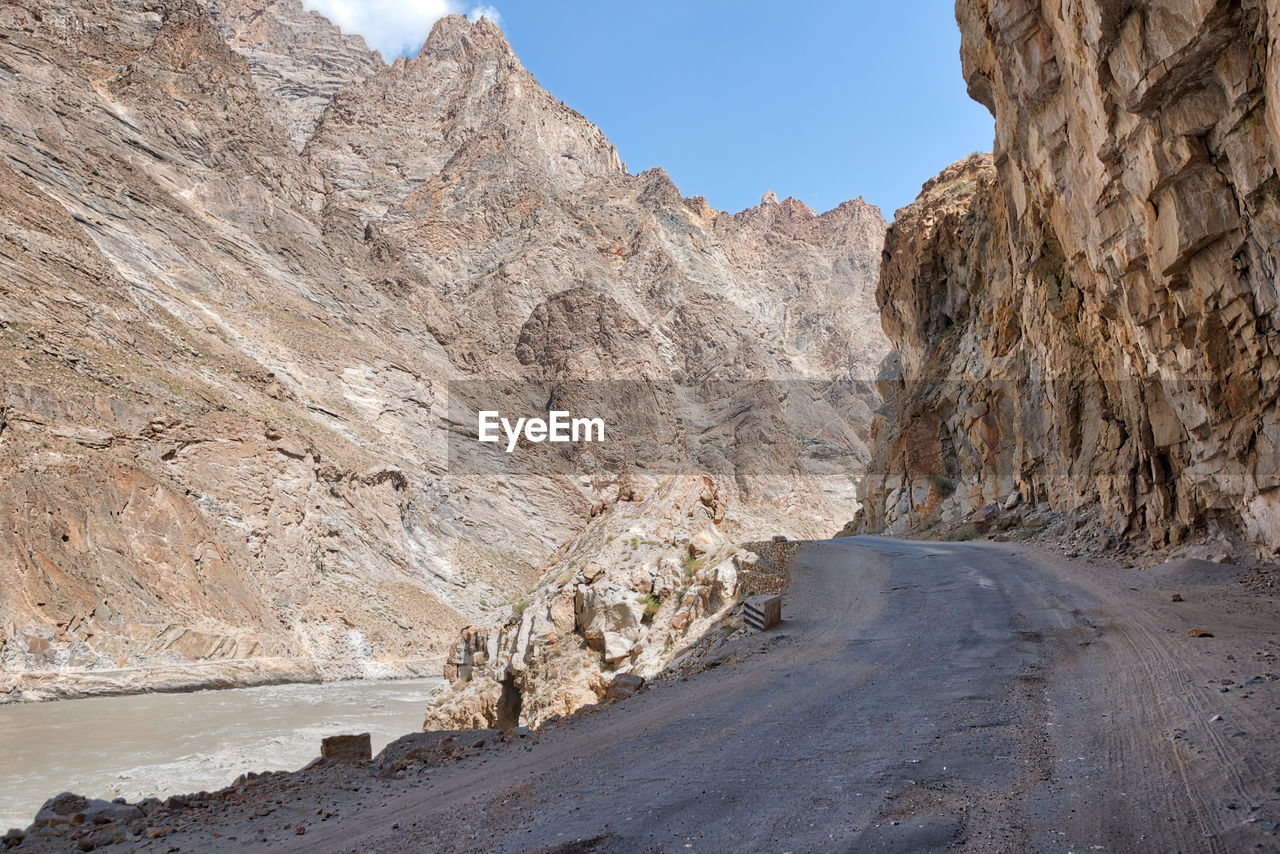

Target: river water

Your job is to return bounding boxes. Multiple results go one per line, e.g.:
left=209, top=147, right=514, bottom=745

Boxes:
left=0, top=677, right=443, bottom=832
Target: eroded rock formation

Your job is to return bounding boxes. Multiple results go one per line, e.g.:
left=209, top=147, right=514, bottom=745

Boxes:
left=425, top=476, right=763, bottom=729
left=0, top=2, right=887, bottom=700
left=859, top=1, right=1280, bottom=555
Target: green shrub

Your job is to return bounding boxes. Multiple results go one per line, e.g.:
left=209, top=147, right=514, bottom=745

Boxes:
left=926, top=474, right=956, bottom=497
left=642, top=593, right=661, bottom=620
left=681, top=551, right=702, bottom=578
left=943, top=525, right=977, bottom=542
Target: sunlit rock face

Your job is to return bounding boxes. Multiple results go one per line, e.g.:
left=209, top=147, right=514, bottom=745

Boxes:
left=859, top=2, right=1280, bottom=554
left=0, top=3, right=887, bottom=701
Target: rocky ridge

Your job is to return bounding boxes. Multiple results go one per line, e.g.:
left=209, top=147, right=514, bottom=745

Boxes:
left=858, top=1, right=1280, bottom=559
left=0, top=1, right=887, bottom=701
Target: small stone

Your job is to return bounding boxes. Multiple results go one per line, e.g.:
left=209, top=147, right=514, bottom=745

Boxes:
left=1171, top=593, right=1183, bottom=602
left=293, top=825, right=306, bottom=835
left=1187, top=628, right=1215, bottom=638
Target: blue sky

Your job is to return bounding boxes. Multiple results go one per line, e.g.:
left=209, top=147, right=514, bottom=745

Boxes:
left=304, top=1, right=994, bottom=219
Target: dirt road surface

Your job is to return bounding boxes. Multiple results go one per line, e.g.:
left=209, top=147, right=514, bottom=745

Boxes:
left=18, top=537, right=1280, bottom=852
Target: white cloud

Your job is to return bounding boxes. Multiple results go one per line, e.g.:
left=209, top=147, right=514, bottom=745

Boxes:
left=301, top=0, right=500, bottom=60
left=467, top=5, right=500, bottom=24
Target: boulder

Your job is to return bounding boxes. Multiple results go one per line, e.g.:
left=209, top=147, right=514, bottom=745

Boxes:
left=320, top=732, right=372, bottom=764
left=602, top=630, right=638, bottom=663
left=628, top=562, right=654, bottom=593
left=688, top=528, right=721, bottom=557
left=33, top=793, right=140, bottom=828
left=605, top=672, right=645, bottom=701
left=579, top=586, right=645, bottom=637
left=651, top=557, right=683, bottom=597
left=548, top=589, right=576, bottom=635
left=375, top=729, right=500, bottom=775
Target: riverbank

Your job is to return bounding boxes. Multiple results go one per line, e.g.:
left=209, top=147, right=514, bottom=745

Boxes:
left=0, top=655, right=444, bottom=705
left=0, top=658, right=320, bottom=706
left=0, top=677, right=444, bottom=832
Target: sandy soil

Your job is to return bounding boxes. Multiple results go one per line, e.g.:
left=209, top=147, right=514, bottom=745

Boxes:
left=10, top=537, right=1279, bottom=852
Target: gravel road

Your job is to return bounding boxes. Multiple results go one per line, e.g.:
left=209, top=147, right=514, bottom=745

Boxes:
left=17, top=537, right=1280, bottom=852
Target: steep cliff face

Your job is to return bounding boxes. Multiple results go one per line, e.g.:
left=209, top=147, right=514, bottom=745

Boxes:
left=209, top=0, right=385, bottom=152
left=0, top=2, right=886, bottom=700
left=860, top=1, right=1280, bottom=555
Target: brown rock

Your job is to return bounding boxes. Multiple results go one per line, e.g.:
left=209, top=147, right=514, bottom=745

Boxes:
left=320, top=733, right=371, bottom=764
left=859, top=1, right=1280, bottom=558
left=604, top=672, right=645, bottom=701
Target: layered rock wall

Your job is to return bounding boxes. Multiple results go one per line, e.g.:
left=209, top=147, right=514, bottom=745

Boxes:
left=0, top=3, right=887, bottom=700
left=861, top=1, right=1280, bottom=554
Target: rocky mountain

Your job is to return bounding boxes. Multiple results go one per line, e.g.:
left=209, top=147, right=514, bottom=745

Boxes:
left=209, top=0, right=386, bottom=152
left=857, top=1, right=1280, bottom=558
left=0, top=0, right=887, bottom=702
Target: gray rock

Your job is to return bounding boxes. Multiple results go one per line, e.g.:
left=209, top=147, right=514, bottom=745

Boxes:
left=33, top=793, right=140, bottom=828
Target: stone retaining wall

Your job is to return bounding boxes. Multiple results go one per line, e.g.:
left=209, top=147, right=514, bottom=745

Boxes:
left=736, top=539, right=801, bottom=596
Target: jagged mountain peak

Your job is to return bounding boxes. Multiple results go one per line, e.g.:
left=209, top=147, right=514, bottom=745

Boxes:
left=417, top=13, right=513, bottom=63
left=306, top=8, right=625, bottom=217
left=210, top=0, right=385, bottom=151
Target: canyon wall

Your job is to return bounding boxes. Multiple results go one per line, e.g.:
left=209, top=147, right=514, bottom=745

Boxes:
left=0, top=2, right=886, bottom=700
left=859, top=0, right=1280, bottom=555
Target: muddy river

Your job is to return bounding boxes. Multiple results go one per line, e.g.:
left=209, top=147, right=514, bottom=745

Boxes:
left=0, top=677, right=442, bottom=831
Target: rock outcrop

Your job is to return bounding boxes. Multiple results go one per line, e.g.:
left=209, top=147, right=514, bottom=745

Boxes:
left=859, top=1, right=1280, bottom=556
left=425, top=476, right=783, bottom=729
left=210, top=0, right=386, bottom=151
left=0, top=2, right=887, bottom=700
